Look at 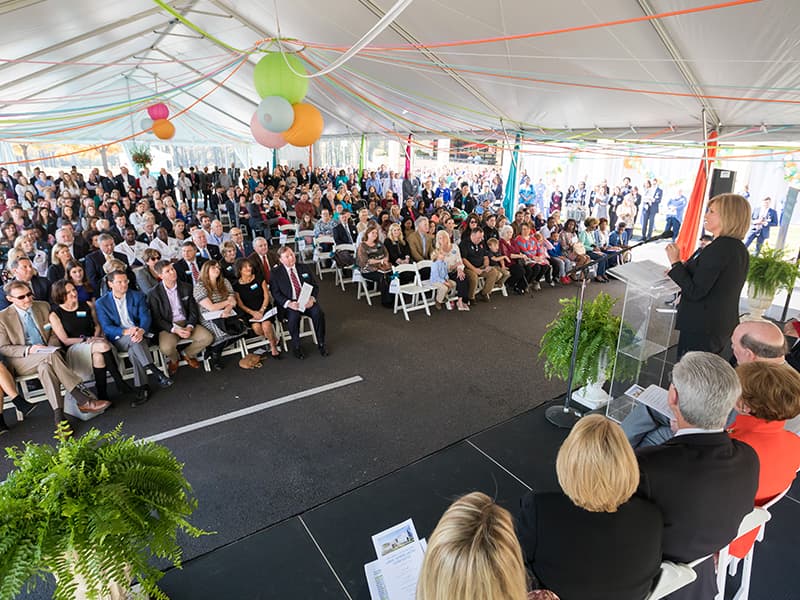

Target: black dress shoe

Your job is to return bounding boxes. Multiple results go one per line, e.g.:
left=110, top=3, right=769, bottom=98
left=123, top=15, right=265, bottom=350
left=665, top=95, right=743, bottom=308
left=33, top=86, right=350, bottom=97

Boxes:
left=155, top=373, right=174, bottom=388
left=318, top=345, right=329, bottom=357
left=131, top=387, right=149, bottom=407
left=11, top=395, right=37, bottom=417
left=293, top=348, right=305, bottom=360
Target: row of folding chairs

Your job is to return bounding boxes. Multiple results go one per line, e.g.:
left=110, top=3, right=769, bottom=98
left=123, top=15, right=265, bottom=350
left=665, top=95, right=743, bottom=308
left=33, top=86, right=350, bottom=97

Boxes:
left=2, top=317, right=318, bottom=422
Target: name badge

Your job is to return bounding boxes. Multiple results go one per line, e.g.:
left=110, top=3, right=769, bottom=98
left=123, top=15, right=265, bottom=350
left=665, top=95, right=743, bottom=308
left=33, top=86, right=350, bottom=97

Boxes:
left=302, top=273, right=309, bottom=279
left=43, top=323, right=52, bottom=330
left=76, top=311, right=87, bottom=318
left=250, top=283, right=258, bottom=290
left=186, top=270, right=192, bottom=275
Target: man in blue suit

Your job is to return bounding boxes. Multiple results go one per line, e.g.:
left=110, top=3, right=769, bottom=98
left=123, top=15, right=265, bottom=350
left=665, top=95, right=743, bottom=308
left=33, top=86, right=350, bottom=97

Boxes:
left=96, top=270, right=173, bottom=406
left=744, top=196, right=778, bottom=256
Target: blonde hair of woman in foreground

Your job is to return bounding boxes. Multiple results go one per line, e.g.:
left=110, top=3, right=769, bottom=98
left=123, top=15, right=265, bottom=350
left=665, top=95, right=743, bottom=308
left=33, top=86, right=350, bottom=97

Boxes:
left=416, top=491, right=528, bottom=600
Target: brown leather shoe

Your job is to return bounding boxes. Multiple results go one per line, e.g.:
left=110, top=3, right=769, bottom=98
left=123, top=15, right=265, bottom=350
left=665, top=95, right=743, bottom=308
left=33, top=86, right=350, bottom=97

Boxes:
left=77, top=399, right=112, bottom=414
left=184, top=355, right=201, bottom=369
left=167, top=360, right=179, bottom=375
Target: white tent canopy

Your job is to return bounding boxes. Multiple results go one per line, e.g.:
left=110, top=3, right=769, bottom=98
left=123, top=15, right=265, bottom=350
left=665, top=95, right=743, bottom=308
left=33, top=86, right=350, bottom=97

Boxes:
left=1, top=0, right=800, bottom=144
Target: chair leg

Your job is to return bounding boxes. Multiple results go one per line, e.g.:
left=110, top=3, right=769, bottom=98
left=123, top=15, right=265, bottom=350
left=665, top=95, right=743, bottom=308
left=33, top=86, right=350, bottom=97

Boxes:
left=716, top=548, right=730, bottom=600
left=732, top=548, right=755, bottom=600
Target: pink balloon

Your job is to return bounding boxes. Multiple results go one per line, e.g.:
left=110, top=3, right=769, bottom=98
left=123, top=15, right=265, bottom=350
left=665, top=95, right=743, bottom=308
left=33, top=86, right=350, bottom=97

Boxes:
left=250, top=112, right=287, bottom=149
left=147, top=103, right=169, bottom=120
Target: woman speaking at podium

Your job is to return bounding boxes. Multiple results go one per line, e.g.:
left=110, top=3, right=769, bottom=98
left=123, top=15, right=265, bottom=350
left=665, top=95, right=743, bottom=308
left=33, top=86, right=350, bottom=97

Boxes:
left=665, top=193, right=750, bottom=357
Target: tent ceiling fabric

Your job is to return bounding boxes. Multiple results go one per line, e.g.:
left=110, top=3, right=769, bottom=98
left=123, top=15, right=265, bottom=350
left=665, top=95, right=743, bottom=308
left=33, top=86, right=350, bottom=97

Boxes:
left=1, top=0, right=799, bottom=144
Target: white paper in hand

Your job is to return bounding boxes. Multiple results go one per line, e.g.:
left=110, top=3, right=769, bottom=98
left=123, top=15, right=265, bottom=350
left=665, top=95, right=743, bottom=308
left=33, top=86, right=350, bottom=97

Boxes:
left=297, top=282, right=313, bottom=313
left=250, top=307, right=277, bottom=322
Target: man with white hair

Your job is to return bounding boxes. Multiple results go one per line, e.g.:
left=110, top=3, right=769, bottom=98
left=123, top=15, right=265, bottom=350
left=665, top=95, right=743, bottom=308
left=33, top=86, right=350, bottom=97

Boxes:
left=635, top=351, right=759, bottom=600
left=207, top=219, right=230, bottom=247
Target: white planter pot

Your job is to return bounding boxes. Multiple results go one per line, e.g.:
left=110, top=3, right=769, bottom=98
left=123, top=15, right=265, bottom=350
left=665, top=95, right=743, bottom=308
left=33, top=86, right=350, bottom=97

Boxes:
left=746, top=286, right=774, bottom=321
left=572, top=350, right=610, bottom=410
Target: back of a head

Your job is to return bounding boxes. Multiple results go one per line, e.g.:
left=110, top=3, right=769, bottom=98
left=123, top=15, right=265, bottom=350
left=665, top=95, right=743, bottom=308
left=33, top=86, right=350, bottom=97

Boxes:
left=674, top=351, right=741, bottom=429
left=417, top=492, right=528, bottom=600
left=556, top=414, right=639, bottom=513
left=736, top=362, right=800, bottom=422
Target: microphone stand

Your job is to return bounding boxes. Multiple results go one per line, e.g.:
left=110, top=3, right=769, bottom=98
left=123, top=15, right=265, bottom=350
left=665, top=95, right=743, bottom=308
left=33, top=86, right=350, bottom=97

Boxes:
left=545, top=231, right=672, bottom=428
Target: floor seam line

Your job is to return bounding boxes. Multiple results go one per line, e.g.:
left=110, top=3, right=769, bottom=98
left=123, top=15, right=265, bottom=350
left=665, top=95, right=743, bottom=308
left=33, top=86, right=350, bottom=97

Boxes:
left=466, top=440, right=533, bottom=491
left=299, top=516, right=354, bottom=600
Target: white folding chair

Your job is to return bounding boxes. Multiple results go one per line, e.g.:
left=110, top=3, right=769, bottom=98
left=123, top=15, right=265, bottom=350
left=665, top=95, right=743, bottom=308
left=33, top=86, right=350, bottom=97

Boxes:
left=332, top=243, right=356, bottom=291
left=715, top=507, right=772, bottom=600
left=276, top=223, right=297, bottom=247
left=295, top=229, right=315, bottom=264
left=392, top=263, right=434, bottom=321
left=276, top=316, right=318, bottom=351
left=313, top=235, right=336, bottom=279
left=353, top=267, right=381, bottom=306
left=645, top=561, right=699, bottom=600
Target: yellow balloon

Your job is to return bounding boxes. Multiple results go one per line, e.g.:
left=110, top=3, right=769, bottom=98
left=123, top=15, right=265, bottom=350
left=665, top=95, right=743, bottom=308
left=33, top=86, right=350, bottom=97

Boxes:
left=283, top=103, right=324, bottom=147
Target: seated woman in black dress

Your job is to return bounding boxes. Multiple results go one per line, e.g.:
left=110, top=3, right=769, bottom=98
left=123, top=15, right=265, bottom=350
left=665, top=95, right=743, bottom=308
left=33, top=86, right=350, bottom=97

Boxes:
left=49, top=279, right=129, bottom=402
left=232, top=258, right=281, bottom=358
left=517, top=414, right=663, bottom=600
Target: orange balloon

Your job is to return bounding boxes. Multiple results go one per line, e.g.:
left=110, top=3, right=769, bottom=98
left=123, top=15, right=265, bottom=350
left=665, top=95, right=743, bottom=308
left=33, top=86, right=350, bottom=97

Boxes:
left=283, top=103, right=324, bottom=147
left=152, top=118, right=175, bottom=140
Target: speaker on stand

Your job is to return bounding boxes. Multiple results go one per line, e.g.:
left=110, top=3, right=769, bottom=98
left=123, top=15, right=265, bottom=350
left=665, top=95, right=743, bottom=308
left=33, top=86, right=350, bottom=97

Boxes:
left=708, top=169, right=736, bottom=198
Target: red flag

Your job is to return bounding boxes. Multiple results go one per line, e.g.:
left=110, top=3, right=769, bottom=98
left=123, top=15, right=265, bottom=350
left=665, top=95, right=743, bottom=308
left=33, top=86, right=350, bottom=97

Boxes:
left=404, top=134, right=412, bottom=179
left=676, top=130, right=718, bottom=261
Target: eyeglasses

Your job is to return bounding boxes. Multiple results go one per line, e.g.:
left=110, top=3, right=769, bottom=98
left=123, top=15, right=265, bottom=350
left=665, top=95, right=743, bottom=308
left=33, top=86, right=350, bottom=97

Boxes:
left=148, top=256, right=161, bottom=262
left=11, top=292, right=33, bottom=300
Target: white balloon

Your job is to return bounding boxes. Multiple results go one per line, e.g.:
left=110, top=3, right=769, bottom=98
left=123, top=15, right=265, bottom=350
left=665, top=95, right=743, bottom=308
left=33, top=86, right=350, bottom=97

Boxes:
left=256, top=96, right=294, bottom=133
left=140, top=117, right=153, bottom=130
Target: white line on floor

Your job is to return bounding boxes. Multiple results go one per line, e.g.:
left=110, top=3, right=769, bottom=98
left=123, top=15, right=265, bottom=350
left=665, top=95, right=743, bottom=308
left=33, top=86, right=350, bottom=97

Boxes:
left=299, top=516, right=354, bottom=600
left=466, top=439, right=533, bottom=491
left=144, top=376, right=363, bottom=443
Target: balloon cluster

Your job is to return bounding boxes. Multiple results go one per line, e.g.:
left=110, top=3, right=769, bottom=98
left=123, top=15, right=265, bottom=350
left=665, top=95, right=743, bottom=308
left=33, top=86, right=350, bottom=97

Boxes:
left=140, top=103, right=175, bottom=140
left=251, top=52, right=324, bottom=149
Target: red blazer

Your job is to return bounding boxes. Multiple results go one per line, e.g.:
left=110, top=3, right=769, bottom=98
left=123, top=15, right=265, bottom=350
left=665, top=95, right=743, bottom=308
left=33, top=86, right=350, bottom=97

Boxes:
left=728, top=414, right=800, bottom=557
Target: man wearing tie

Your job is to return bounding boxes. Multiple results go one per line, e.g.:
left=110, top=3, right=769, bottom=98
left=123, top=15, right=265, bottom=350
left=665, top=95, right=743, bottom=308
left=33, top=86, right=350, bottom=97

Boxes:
left=229, top=227, right=252, bottom=258
left=192, top=229, right=221, bottom=261
left=744, top=196, right=778, bottom=256
left=85, top=234, right=135, bottom=296
left=248, top=237, right=275, bottom=284
left=175, top=241, right=207, bottom=287
left=96, top=271, right=173, bottom=406
left=0, top=280, right=110, bottom=425
left=270, top=246, right=327, bottom=359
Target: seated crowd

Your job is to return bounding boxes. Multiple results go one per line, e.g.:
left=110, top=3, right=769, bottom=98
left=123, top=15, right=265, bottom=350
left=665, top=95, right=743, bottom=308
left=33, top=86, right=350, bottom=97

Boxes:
left=419, top=351, right=800, bottom=600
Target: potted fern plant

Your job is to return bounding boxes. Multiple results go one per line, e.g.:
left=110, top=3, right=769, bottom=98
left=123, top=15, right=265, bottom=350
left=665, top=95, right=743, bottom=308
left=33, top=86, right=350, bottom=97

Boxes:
left=539, top=292, right=628, bottom=409
left=746, top=245, right=799, bottom=319
left=0, top=423, right=209, bottom=600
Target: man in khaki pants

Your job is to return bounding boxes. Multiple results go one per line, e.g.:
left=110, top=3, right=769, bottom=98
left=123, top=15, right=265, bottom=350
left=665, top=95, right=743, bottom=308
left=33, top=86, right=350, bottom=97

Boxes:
left=147, top=261, right=212, bottom=374
left=459, top=227, right=503, bottom=302
left=0, top=281, right=110, bottom=425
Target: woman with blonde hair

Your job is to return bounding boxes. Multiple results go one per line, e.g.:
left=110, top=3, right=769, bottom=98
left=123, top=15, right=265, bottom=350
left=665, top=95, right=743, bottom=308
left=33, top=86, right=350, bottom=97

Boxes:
left=434, top=229, right=470, bottom=310
left=417, top=491, right=528, bottom=600
left=47, top=242, right=73, bottom=283
left=517, top=414, right=662, bottom=600
left=665, top=193, right=750, bottom=356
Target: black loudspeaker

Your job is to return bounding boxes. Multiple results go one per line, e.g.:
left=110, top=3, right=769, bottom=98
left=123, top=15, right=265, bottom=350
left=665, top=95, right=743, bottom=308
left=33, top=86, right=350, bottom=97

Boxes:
left=709, top=168, right=736, bottom=198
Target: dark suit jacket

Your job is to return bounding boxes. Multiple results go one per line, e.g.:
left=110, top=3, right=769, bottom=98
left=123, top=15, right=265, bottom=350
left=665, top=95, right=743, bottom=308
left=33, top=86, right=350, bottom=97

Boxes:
left=333, top=221, right=357, bottom=245
left=157, top=173, right=175, bottom=195
left=147, top=281, right=201, bottom=332
left=233, top=241, right=253, bottom=259
left=749, top=207, right=778, bottom=241
left=269, top=263, right=318, bottom=311
left=636, top=432, right=758, bottom=563
left=84, top=249, right=135, bottom=296
left=195, top=243, right=221, bottom=261
left=95, top=290, right=152, bottom=340
left=668, top=236, right=748, bottom=338
left=115, top=173, right=136, bottom=194
left=174, top=256, right=207, bottom=285
left=517, top=491, right=663, bottom=600
left=248, top=251, right=276, bottom=284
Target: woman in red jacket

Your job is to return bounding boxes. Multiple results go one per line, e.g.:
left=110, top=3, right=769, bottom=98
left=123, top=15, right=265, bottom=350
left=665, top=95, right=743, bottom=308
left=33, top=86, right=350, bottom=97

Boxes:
left=727, top=361, right=800, bottom=558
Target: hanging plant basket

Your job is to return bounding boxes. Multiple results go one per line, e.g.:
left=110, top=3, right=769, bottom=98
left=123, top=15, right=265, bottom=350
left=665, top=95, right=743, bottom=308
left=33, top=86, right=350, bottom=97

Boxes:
left=130, top=145, right=153, bottom=168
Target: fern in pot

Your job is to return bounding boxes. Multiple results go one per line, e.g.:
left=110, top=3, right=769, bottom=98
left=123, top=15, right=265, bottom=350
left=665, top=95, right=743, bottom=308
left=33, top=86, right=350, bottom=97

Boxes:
left=539, top=292, right=632, bottom=408
left=746, top=245, right=799, bottom=319
left=0, top=424, right=209, bottom=600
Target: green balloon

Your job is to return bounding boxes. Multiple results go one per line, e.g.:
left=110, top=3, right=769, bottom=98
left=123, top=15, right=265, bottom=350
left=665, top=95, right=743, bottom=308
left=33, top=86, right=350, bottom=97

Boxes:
left=253, top=52, right=309, bottom=104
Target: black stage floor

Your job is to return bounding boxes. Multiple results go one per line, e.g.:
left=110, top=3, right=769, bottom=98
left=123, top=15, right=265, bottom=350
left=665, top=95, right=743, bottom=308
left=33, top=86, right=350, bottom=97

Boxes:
left=5, top=275, right=798, bottom=599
